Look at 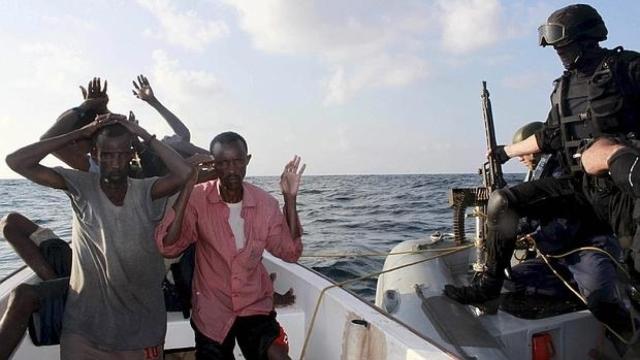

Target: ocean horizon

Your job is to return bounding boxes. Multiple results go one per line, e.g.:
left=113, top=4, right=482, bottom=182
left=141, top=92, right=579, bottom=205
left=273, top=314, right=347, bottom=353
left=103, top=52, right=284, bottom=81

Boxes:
left=0, top=173, right=524, bottom=300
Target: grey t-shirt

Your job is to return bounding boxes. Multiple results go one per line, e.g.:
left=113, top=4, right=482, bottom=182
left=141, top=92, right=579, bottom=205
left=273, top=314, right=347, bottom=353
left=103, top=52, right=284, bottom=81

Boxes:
left=54, top=167, right=168, bottom=351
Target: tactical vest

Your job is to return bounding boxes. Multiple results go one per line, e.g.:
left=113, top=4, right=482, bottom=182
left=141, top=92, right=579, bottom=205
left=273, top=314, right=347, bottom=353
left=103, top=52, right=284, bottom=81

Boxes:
left=549, top=47, right=640, bottom=173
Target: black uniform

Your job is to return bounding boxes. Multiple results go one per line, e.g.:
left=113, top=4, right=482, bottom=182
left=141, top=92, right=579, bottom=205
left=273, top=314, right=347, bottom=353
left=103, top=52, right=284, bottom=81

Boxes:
left=444, top=46, right=640, bottom=340
left=487, top=47, right=640, bottom=274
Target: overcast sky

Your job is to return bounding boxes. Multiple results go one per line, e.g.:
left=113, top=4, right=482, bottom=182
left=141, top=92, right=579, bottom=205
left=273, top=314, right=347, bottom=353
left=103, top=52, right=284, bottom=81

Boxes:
left=0, top=0, right=638, bottom=178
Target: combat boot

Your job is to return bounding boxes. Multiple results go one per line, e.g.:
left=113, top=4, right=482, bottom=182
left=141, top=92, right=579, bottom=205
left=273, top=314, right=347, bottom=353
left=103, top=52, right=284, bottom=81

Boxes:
left=443, top=273, right=503, bottom=305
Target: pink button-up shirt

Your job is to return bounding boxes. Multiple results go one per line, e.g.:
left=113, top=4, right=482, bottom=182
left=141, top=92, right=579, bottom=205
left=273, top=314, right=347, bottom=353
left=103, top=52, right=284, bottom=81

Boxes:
left=155, top=180, right=303, bottom=343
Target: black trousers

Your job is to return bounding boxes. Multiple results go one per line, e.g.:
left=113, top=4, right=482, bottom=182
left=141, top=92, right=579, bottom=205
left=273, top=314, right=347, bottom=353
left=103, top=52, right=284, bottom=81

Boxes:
left=192, top=312, right=280, bottom=360
left=486, top=175, right=633, bottom=276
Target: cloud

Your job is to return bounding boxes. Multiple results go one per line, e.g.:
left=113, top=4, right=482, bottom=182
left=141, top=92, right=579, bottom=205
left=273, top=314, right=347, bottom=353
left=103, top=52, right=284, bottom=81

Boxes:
left=437, top=0, right=504, bottom=54
left=222, top=0, right=430, bottom=104
left=323, top=54, right=428, bottom=105
left=137, top=0, right=229, bottom=51
left=150, top=49, right=223, bottom=105
left=13, top=42, right=90, bottom=92
left=40, top=14, right=96, bottom=32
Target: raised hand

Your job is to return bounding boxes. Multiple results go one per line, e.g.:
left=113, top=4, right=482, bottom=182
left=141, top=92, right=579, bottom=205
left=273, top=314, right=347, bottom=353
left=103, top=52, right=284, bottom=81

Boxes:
left=132, top=74, right=157, bottom=103
left=185, top=153, right=218, bottom=183
left=79, top=77, right=109, bottom=112
left=279, top=155, right=306, bottom=198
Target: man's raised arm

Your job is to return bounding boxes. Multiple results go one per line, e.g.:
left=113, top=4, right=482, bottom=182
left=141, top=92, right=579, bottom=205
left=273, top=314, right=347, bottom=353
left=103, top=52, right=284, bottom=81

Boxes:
left=6, top=115, right=114, bottom=190
left=155, top=155, right=216, bottom=256
left=266, top=156, right=306, bottom=262
left=41, top=77, right=110, bottom=171
left=280, top=155, right=305, bottom=239
left=132, top=74, right=190, bottom=141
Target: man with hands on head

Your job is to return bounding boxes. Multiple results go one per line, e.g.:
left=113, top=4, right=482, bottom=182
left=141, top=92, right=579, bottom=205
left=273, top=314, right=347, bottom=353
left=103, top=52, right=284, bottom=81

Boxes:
left=5, top=112, right=192, bottom=359
left=41, top=75, right=209, bottom=177
left=155, top=131, right=304, bottom=360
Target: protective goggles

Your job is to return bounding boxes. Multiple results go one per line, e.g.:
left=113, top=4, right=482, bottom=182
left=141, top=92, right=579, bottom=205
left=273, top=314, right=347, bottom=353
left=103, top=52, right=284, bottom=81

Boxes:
left=538, top=23, right=565, bottom=46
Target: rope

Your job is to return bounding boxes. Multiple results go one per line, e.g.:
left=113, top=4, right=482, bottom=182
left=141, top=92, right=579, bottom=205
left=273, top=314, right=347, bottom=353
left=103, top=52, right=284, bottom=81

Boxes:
left=299, top=243, right=474, bottom=359
left=536, top=244, right=637, bottom=345
left=299, top=244, right=473, bottom=258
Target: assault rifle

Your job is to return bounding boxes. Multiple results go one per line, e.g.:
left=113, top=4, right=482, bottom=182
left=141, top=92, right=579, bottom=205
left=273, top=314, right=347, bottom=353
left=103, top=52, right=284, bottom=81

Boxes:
left=481, top=81, right=506, bottom=191
left=447, top=82, right=506, bottom=272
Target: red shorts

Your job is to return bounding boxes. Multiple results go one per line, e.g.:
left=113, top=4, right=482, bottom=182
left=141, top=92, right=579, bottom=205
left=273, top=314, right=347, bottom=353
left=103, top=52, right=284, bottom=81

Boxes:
left=272, top=325, right=289, bottom=352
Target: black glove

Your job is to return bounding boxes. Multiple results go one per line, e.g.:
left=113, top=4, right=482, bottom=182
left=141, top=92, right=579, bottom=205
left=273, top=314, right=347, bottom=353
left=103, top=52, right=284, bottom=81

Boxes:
left=493, top=145, right=510, bottom=164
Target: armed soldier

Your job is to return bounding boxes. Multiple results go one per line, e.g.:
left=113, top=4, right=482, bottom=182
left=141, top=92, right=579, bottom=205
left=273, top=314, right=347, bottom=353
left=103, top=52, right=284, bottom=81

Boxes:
left=501, top=123, right=629, bottom=341
left=444, top=3, right=640, bottom=343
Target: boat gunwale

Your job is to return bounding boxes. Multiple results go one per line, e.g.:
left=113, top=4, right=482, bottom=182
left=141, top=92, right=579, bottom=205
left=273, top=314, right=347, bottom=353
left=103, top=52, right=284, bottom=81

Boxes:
left=0, top=264, right=29, bottom=286
left=0, top=253, right=461, bottom=359
left=288, top=256, right=460, bottom=359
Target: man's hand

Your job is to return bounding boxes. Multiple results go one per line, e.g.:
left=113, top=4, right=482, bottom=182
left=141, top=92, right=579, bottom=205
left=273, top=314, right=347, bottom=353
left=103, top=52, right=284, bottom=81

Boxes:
left=115, top=112, right=153, bottom=141
left=186, top=154, right=218, bottom=183
left=270, top=273, right=296, bottom=307
left=78, top=113, right=119, bottom=139
left=280, top=155, right=305, bottom=198
left=581, top=137, right=625, bottom=175
left=132, top=74, right=157, bottom=104
left=79, top=77, right=109, bottom=113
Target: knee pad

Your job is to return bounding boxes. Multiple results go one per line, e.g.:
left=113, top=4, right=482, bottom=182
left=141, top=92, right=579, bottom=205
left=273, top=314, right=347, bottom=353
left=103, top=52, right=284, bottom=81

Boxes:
left=487, top=189, right=519, bottom=234
left=608, top=147, right=640, bottom=198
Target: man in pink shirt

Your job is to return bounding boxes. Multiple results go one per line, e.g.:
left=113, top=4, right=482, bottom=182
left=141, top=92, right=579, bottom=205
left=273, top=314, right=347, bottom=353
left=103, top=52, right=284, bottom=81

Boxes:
left=155, top=131, right=305, bottom=360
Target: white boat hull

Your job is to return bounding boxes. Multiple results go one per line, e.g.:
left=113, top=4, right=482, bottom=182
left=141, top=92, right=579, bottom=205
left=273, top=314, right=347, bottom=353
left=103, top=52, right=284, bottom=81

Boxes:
left=375, top=238, right=621, bottom=360
left=1, top=253, right=456, bottom=360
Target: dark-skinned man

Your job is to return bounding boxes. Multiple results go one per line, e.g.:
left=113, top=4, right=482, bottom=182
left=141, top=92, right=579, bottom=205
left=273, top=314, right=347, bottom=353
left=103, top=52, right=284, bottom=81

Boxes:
left=444, top=3, right=640, bottom=348
left=156, top=132, right=304, bottom=360
left=4, top=113, right=192, bottom=359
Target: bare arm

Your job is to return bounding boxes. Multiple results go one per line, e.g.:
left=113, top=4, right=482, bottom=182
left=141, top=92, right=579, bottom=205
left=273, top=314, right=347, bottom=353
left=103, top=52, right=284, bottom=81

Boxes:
left=280, top=156, right=305, bottom=239
left=40, top=109, right=91, bottom=171
left=133, top=75, right=190, bottom=141
left=7, top=116, right=112, bottom=189
left=504, top=135, right=541, bottom=158
left=166, top=139, right=210, bottom=156
left=40, top=77, right=110, bottom=171
left=162, top=170, right=197, bottom=248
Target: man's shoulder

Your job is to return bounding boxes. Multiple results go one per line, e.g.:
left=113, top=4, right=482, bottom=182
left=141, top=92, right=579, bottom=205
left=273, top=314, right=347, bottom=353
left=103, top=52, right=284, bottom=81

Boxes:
left=617, top=48, right=640, bottom=60
left=606, top=47, right=640, bottom=67
left=52, top=166, right=95, bottom=184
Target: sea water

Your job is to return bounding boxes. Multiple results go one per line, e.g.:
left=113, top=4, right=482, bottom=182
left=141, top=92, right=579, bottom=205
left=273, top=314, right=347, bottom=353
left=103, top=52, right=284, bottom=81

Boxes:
left=0, top=174, right=523, bottom=301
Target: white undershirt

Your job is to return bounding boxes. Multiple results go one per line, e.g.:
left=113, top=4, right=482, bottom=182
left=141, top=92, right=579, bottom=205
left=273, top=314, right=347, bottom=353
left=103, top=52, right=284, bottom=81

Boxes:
left=226, top=201, right=245, bottom=250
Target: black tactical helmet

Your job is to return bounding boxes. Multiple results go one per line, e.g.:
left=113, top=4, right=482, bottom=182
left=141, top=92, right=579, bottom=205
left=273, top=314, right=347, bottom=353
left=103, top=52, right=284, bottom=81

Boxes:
left=538, top=4, right=607, bottom=47
left=513, top=122, right=544, bottom=144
